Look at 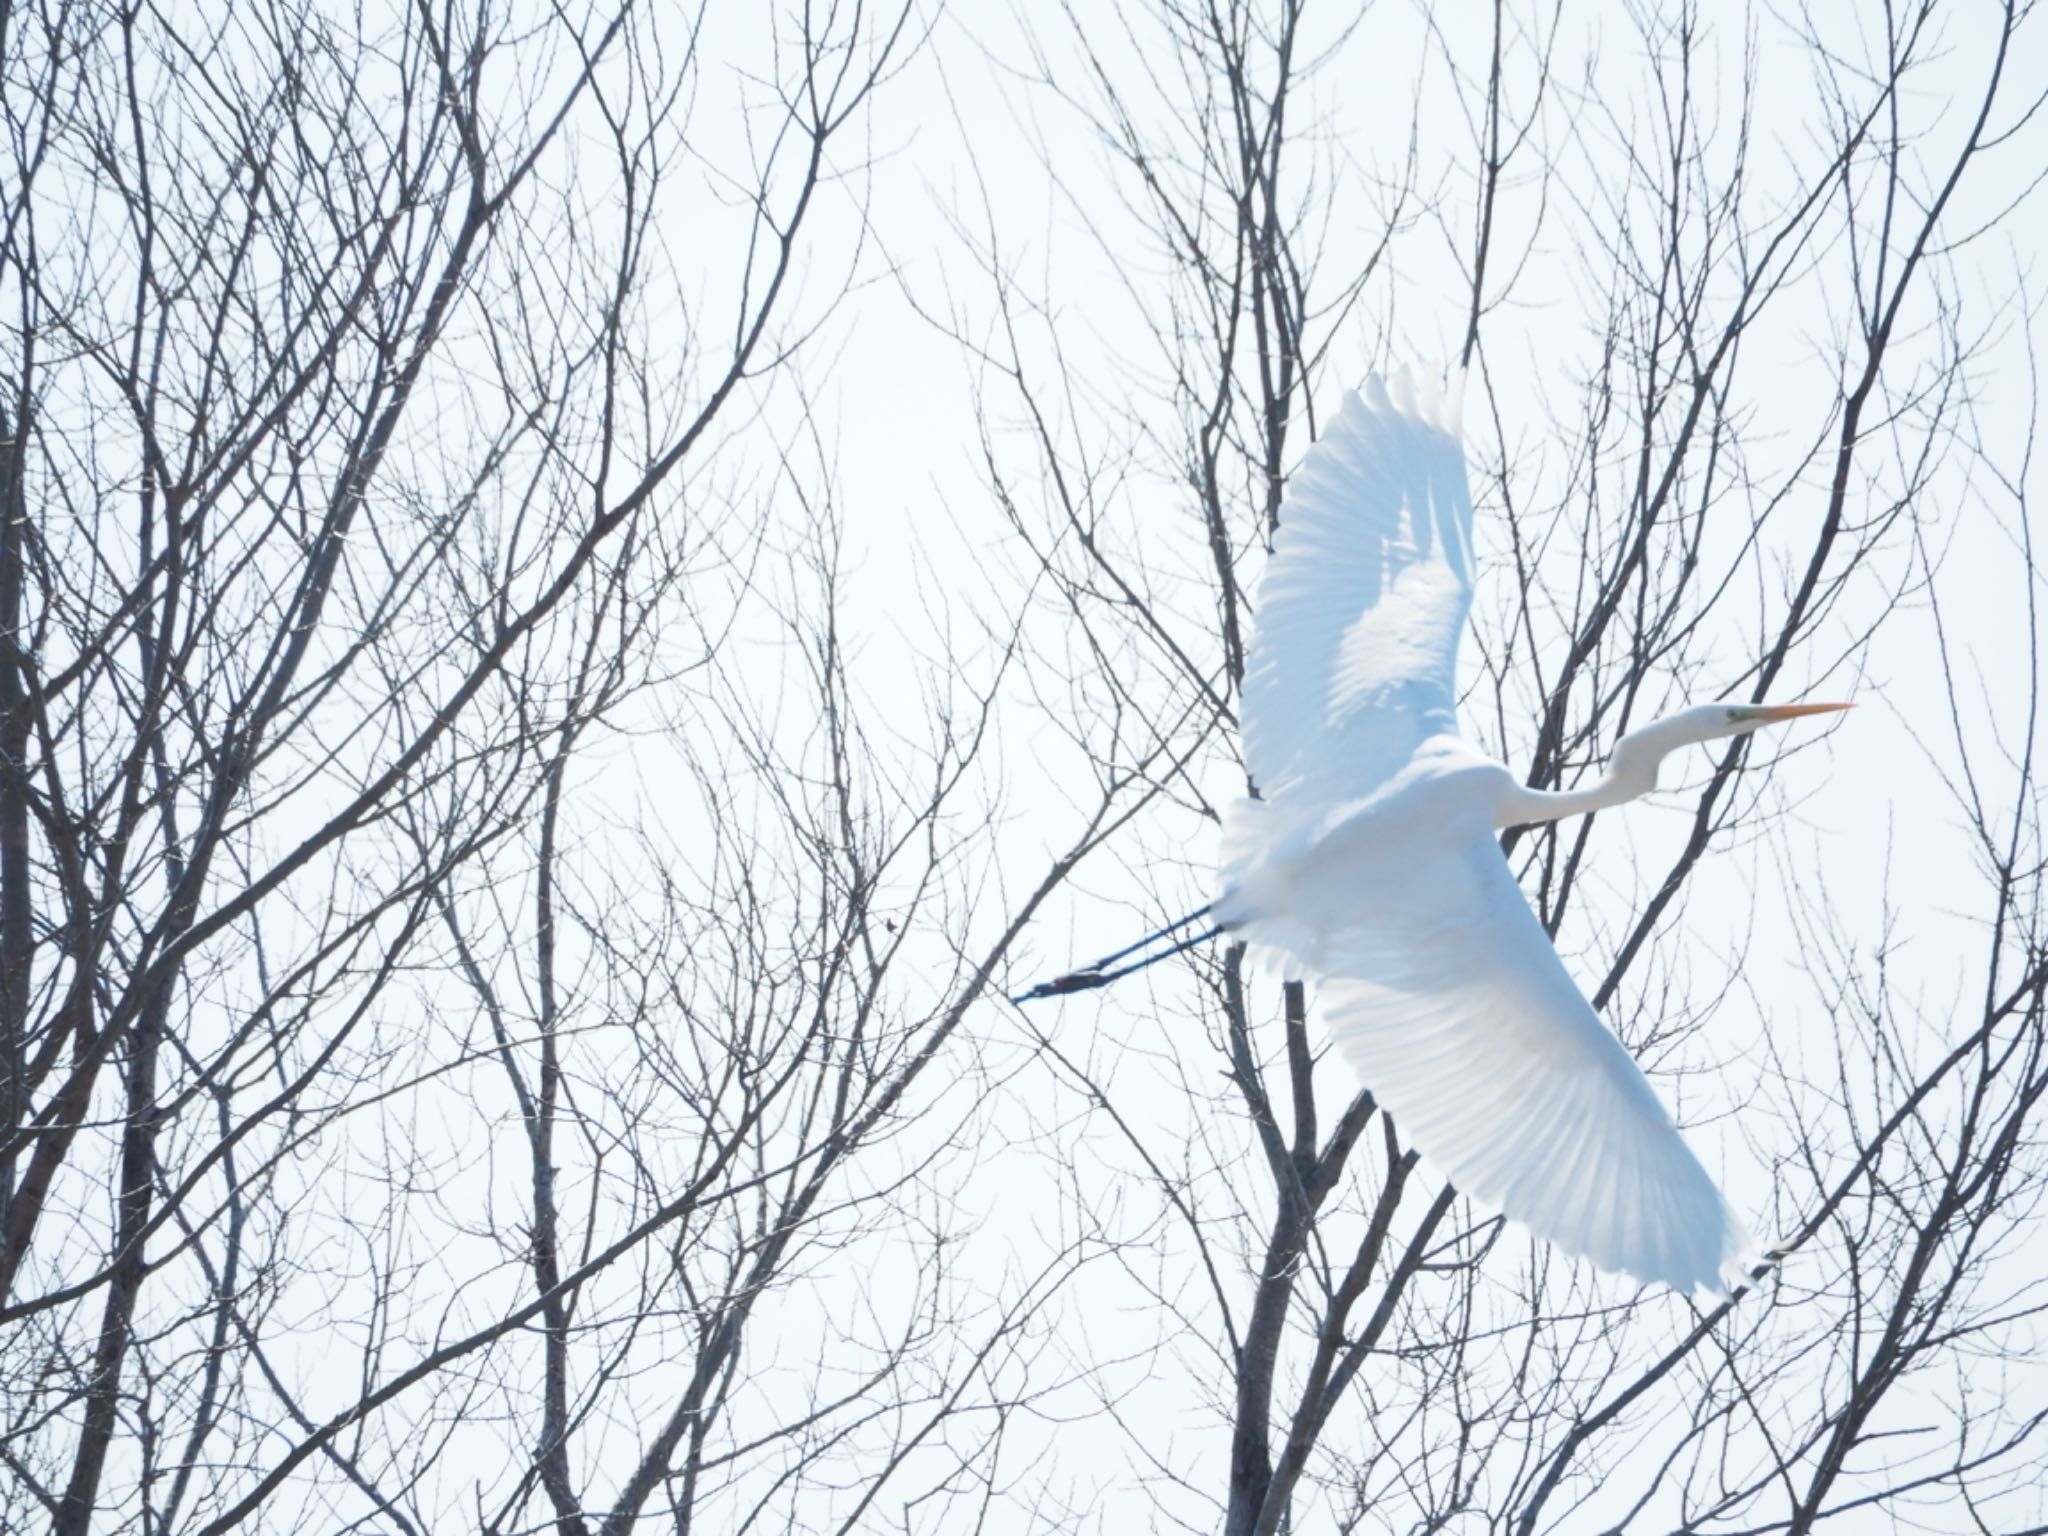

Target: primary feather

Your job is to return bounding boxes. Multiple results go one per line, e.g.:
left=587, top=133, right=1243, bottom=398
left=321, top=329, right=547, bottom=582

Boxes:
left=1239, top=370, right=1474, bottom=804
left=1219, top=369, right=1752, bottom=1296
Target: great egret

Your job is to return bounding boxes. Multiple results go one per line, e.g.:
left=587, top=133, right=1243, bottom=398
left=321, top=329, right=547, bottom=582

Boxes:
left=1018, top=369, right=1847, bottom=1297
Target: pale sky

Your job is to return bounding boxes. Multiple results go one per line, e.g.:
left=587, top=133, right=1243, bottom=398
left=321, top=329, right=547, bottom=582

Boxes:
left=57, top=1, right=2031, bottom=1529
left=739, top=1, right=2048, bottom=1527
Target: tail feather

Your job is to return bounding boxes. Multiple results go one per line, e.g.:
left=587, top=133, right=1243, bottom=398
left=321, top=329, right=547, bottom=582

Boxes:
left=1215, top=797, right=1327, bottom=975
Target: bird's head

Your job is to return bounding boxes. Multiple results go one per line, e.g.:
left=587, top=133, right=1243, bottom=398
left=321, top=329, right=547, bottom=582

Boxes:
left=1676, top=699, right=1853, bottom=745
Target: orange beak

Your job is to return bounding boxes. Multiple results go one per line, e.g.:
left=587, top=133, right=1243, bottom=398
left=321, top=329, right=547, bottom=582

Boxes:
left=1739, top=701, right=1854, bottom=724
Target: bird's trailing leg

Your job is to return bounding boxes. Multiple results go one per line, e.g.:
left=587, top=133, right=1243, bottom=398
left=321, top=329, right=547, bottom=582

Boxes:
left=1010, top=906, right=1221, bottom=1003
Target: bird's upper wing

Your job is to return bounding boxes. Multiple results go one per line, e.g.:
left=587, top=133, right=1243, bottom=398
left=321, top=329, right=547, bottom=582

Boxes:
left=1242, top=371, right=1474, bottom=801
left=1317, top=831, right=1753, bottom=1295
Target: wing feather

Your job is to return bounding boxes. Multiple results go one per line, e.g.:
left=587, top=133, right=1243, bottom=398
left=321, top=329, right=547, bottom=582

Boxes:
left=1228, top=370, right=1746, bottom=1293
left=1317, top=834, right=1752, bottom=1295
left=1241, top=371, right=1475, bottom=801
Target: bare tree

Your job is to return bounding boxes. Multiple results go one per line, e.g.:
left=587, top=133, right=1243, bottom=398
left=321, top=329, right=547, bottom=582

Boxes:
left=7, top=0, right=2043, bottom=1530
left=0, top=2, right=1131, bottom=1531
left=948, top=1, right=2048, bottom=1531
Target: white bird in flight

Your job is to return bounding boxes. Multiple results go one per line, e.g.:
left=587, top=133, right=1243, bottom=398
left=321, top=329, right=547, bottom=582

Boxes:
left=1017, top=368, right=1847, bottom=1297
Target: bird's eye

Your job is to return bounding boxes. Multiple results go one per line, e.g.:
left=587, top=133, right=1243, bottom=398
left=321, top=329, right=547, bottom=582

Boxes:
left=1725, top=709, right=1740, bottom=721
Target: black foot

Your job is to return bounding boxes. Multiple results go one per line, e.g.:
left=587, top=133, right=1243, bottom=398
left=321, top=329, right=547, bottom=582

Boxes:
left=1010, top=969, right=1110, bottom=1004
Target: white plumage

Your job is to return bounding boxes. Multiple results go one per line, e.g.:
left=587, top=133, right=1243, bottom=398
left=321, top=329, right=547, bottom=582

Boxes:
left=1215, top=369, right=1842, bottom=1295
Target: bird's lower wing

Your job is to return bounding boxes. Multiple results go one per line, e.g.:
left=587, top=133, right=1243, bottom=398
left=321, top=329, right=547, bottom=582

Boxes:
left=1317, top=835, right=1754, bottom=1295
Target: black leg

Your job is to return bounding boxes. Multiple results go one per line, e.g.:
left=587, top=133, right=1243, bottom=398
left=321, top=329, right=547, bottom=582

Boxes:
left=1010, top=919, right=1224, bottom=1004
left=1079, top=904, right=1213, bottom=972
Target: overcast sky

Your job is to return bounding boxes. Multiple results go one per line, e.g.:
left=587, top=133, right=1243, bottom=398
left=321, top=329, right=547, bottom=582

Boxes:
left=671, top=3, right=2048, bottom=1527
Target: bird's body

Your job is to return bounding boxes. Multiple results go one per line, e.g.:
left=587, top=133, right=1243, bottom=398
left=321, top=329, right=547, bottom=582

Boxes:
left=1206, top=370, right=1849, bottom=1295
left=1013, top=367, right=1845, bottom=1296
left=1216, top=734, right=1503, bottom=973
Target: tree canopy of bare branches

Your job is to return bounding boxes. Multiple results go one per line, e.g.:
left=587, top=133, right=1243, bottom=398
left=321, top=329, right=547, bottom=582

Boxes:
left=4, top=1, right=2046, bottom=1533
left=943, top=1, right=2048, bottom=1532
left=0, top=2, right=1119, bottom=1531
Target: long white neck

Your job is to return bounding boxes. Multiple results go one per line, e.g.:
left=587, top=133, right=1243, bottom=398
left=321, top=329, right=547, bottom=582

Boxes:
left=1493, top=714, right=1694, bottom=830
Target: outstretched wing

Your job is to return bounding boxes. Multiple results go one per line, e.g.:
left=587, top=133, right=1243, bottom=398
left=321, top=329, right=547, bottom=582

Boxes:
left=1241, top=371, right=1474, bottom=801
left=1317, top=832, right=1753, bottom=1295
